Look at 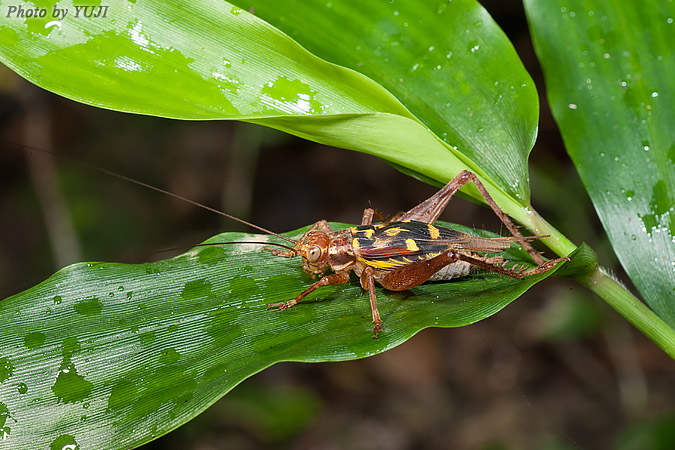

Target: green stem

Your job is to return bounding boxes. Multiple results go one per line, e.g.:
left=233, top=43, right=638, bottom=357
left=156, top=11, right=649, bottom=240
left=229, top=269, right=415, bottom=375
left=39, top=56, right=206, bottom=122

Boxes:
left=509, top=204, right=577, bottom=257
left=583, top=267, right=675, bottom=360
left=515, top=205, right=675, bottom=360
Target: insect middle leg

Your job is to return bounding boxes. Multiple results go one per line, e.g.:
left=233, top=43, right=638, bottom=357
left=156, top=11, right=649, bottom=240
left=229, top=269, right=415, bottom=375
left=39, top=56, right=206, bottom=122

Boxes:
left=398, top=170, right=545, bottom=265
left=360, top=266, right=383, bottom=338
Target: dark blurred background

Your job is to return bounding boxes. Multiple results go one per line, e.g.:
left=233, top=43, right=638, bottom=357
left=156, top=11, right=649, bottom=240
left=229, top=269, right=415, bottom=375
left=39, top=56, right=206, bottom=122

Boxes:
left=1, top=1, right=674, bottom=449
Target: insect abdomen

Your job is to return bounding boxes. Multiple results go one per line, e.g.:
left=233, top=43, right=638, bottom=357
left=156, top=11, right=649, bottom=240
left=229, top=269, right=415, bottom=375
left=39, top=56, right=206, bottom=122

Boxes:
left=427, top=260, right=472, bottom=280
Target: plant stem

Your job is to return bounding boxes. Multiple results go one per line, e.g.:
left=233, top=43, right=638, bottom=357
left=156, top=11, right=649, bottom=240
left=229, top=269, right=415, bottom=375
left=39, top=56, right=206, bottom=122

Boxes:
left=517, top=205, right=577, bottom=258
left=583, top=267, right=675, bottom=360
left=518, top=206, right=675, bottom=360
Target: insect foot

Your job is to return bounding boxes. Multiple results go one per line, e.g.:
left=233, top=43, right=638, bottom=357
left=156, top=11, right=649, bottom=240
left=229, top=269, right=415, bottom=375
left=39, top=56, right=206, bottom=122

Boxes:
left=372, top=320, right=383, bottom=339
left=267, top=301, right=292, bottom=310
left=521, top=257, right=570, bottom=277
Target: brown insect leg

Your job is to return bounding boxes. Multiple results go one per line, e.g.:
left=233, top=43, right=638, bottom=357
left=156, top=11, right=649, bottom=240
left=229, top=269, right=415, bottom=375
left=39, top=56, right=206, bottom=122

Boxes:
left=361, top=208, right=390, bottom=225
left=398, top=170, right=545, bottom=265
left=361, top=208, right=375, bottom=226
left=267, top=272, right=350, bottom=310
left=459, top=253, right=569, bottom=279
left=457, top=254, right=525, bottom=279
left=379, top=251, right=461, bottom=291
left=520, top=257, right=570, bottom=276
left=360, top=267, right=383, bottom=338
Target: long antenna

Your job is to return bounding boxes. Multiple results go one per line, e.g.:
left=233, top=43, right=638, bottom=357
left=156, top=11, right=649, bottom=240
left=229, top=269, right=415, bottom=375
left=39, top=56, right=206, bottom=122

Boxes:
left=158, top=241, right=296, bottom=253
left=16, top=143, right=297, bottom=244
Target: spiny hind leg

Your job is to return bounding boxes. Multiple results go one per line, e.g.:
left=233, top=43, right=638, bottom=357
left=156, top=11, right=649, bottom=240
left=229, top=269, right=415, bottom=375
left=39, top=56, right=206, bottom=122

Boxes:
left=376, top=251, right=565, bottom=292
left=398, top=170, right=544, bottom=264
left=460, top=253, right=568, bottom=278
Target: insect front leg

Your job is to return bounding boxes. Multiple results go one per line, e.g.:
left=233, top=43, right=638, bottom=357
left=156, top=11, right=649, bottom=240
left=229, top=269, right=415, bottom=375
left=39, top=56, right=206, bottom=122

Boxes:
left=267, top=272, right=350, bottom=310
left=399, top=170, right=545, bottom=264
left=359, top=266, right=383, bottom=338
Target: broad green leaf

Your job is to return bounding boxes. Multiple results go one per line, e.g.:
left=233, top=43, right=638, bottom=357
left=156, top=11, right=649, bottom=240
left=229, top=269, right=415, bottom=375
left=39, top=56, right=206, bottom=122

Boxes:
left=0, top=223, right=563, bottom=449
left=525, top=0, right=675, bottom=326
left=0, top=0, right=539, bottom=223
left=238, top=0, right=539, bottom=203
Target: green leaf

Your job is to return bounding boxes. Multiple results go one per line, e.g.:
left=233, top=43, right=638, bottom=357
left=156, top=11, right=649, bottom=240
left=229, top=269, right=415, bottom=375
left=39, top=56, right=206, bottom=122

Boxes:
left=525, top=0, right=675, bottom=326
left=238, top=0, right=539, bottom=202
left=0, top=0, right=539, bottom=224
left=0, top=223, right=562, bottom=449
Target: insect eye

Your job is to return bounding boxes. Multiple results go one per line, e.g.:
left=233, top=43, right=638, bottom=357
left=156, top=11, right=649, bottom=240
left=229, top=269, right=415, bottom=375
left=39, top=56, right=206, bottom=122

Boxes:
left=307, top=246, right=322, bottom=263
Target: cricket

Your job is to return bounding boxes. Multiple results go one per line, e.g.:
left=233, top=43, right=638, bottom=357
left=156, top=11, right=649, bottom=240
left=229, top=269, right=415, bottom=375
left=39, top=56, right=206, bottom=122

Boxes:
left=78, top=157, right=568, bottom=338
left=260, top=170, right=568, bottom=337
left=20, top=146, right=568, bottom=337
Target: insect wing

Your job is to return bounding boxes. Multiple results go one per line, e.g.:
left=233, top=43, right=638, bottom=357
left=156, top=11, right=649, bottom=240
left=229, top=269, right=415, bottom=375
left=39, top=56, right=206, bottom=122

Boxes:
left=351, top=221, right=456, bottom=269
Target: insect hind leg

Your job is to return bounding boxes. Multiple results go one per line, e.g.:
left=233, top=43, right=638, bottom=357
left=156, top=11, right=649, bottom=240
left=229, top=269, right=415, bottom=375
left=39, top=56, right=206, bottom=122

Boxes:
left=398, top=170, right=545, bottom=265
left=378, top=250, right=461, bottom=291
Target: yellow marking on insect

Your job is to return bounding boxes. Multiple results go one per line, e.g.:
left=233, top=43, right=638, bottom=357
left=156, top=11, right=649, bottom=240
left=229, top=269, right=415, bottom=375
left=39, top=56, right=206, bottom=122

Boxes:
left=352, top=238, right=360, bottom=249
left=428, top=224, right=440, bottom=239
left=405, top=239, right=419, bottom=252
left=359, top=257, right=401, bottom=269
left=384, top=227, right=405, bottom=237
left=373, top=223, right=386, bottom=229
left=352, top=227, right=375, bottom=238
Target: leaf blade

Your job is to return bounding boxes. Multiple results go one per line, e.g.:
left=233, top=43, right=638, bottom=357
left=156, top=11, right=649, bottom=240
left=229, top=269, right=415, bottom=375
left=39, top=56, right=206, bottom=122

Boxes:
left=525, top=0, right=675, bottom=326
left=235, top=0, right=539, bottom=202
left=0, top=223, right=561, bottom=449
left=0, top=0, right=539, bottom=208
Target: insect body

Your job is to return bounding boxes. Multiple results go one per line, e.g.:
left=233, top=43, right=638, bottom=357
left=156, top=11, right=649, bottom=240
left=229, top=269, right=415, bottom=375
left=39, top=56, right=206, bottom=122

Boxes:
left=267, top=170, right=568, bottom=337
